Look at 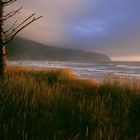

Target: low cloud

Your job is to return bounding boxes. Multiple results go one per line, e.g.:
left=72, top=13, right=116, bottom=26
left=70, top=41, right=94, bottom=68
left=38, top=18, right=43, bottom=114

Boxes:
left=6, top=0, right=140, bottom=60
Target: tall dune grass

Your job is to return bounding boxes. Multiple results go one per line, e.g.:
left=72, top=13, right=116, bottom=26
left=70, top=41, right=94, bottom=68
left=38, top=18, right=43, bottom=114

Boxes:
left=0, top=66, right=139, bottom=140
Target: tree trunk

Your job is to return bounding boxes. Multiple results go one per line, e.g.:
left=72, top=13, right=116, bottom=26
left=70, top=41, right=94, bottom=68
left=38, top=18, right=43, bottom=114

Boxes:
left=0, top=44, right=6, bottom=75
left=0, top=4, right=6, bottom=75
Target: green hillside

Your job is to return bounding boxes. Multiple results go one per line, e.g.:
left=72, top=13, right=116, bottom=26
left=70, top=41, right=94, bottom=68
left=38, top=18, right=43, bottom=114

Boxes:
left=7, top=37, right=111, bottom=62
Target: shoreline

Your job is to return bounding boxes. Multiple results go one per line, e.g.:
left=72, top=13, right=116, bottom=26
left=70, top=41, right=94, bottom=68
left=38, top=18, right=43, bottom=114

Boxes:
left=7, top=64, right=98, bottom=84
left=7, top=64, right=140, bottom=84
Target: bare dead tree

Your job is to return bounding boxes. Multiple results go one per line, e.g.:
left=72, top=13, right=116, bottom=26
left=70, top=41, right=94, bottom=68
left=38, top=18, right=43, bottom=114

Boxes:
left=0, top=0, right=43, bottom=75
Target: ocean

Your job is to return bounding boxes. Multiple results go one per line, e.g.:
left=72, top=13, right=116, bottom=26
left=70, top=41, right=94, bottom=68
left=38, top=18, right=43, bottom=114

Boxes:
left=7, top=61, right=140, bottom=81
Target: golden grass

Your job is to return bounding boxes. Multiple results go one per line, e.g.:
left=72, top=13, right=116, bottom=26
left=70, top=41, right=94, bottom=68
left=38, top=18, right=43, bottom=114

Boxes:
left=0, top=66, right=139, bottom=140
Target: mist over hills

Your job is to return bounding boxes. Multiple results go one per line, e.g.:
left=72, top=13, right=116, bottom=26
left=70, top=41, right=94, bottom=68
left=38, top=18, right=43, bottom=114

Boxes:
left=7, top=37, right=111, bottom=62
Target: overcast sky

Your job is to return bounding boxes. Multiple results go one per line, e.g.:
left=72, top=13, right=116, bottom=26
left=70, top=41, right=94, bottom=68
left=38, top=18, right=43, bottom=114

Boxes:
left=6, top=0, right=140, bottom=61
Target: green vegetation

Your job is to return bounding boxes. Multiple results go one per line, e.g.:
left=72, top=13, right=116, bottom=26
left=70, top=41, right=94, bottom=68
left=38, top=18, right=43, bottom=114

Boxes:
left=7, top=37, right=110, bottom=62
left=0, top=66, right=139, bottom=140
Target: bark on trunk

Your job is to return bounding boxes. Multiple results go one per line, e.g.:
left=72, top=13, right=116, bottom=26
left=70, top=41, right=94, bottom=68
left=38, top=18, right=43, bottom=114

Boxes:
left=0, top=44, right=6, bottom=75
left=0, top=4, right=6, bottom=75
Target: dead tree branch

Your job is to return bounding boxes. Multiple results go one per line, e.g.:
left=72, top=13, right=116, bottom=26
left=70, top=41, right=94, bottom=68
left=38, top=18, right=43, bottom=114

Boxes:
left=4, top=7, right=22, bottom=21
left=4, top=15, right=43, bottom=44
left=12, top=13, right=36, bottom=31
left=3, top=0, right=16, bottom=7
left=3, top=20, right=17, bottom=33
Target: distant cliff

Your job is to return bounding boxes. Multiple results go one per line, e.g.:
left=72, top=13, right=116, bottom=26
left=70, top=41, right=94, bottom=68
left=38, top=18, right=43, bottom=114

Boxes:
left=7, top=37, right=111, bottom=62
